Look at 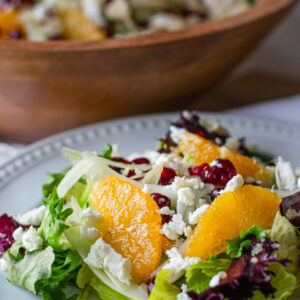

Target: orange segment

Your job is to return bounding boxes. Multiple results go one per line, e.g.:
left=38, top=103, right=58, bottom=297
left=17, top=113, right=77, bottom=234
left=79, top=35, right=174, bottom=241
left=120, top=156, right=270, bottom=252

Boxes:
left=179, top=132, right=273, bottom=186
left=0, top=10, right=25, bottom=39
left=60, top=10, right=106, bottom=40
left=185, top=185, right=281, bottom=259
left=90, top=176, right=162, bottom=283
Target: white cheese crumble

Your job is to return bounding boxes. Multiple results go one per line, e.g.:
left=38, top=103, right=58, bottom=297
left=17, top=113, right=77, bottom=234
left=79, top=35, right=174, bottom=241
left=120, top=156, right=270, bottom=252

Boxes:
left=12, top=227, right=24, bottom=241
left=80, top=207, right=103, bottom=240
left=251, top=243, right=263, bottom=256
left=149, top=13, right=185, bottom=32
left=168, top=176, right=204, bottom=191
left=220, top=174, right=244, bottom=194
left=22, top=226, right=43, bottom=252
left=176, top=187, right=196, bottom=217
left=209, top=271, right=227, bottom=287
left=163, top=247, right=200, bottom=278
left=161, top=214, right=190, bottom=240
left=224, top=137, right=240, bottom=152
left=105, top=0, right=131, bottom=22
left=188, top=204, right=209, bottom=225
left=0, top=258, right=7, bottom=272
left=81, top=0, right=105, bottom=26
left=14, top=206, right=45, bottom=226
left=157, top=207, right=175, bottom=216
left=250, top=257, right=259, bottom=264
left=84, top=238, right=132, bottom=285
left=275, top=156, right=297, bottom=191
left=169, top=126, right=186, bottom=144
left=177, top=292, right=192, bottom=300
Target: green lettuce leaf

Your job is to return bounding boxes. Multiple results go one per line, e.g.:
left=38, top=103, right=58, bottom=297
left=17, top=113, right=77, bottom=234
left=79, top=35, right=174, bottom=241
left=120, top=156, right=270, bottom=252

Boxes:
left=43, top=168, right=71, bottom=197
left=186, top=259, right=231, bottom=293
left=270, top=212, right=300, bottom=274
left=65, top=181, right=92, bottom=208
left=227, top=225, right=266, bottom=258
left=149, top=269, right=180, bottom=300
left=4, top=246, right=54, bottom=294
left=98, top=144, right=113, bottom=159
left=40, top=190, right=73, bottom=251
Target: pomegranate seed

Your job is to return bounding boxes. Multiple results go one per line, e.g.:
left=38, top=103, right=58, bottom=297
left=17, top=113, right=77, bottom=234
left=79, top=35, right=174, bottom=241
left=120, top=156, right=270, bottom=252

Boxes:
left=162, top=215, right=173, bottom=224
left=111, top=157, right=130, bottom=164
left=188, top=163, right=208, bottom=177
left=214, top=159, right=236, bottom=174
left=201, top=165, right=218, bottom=184
left=159, top=168, right=176, bottom=185
left=147, top=277, right=156, bottom=294
left=131, top=157, right=150, bottom=165
left=196, top=131, right=206, bottom=138
left=151, top=193, right=171, bottom=209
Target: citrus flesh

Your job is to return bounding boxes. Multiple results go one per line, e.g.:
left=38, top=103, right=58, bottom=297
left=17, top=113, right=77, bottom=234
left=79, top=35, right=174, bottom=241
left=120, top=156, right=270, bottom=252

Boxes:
left=90, top=176, right=163, bottom=283
left=185, top=185, right=281, bottom=259
left=179, top=132, right=273, bottom=186
left=0, top=10, right=25, bottom=39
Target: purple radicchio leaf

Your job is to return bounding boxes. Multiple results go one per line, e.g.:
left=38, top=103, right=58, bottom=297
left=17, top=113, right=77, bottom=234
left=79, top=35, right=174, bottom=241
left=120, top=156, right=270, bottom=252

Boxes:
left=187, top=237, right=289, bottom=300
left=280, top=190, right=300, bottom=229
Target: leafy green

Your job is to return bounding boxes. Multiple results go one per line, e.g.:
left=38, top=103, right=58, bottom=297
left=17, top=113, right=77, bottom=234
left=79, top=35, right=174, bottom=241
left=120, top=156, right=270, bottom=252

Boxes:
left=227, top=225, right=266, bottom=258
left=43, top=168, right=71, bottom=197
left=40, top=190, right=73, bottom=251
left=247, top=150, right=274, bottom=164
left=4, top=246, right=54, bottom=294
left=149, top=269, right=180, bottom=300
left=98, top=144, right=113, bottom=159
left=270, top=212, right=300, bottom=274
left=65, top=181, right=92, bottom=208
left=186, top=259, right=231, bottom=293
left=77, top=264, right=128, bottom=300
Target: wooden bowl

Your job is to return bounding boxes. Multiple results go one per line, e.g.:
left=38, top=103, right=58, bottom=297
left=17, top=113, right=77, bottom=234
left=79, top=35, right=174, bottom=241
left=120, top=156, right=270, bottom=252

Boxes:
left=0, top=0, right=296, bottom=143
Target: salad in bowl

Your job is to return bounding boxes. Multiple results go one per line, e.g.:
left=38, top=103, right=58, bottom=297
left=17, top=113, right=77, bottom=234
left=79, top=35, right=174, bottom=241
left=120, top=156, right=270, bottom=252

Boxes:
left=0, top=0, right=254, bottom=40
left=1, top=111, right=300, bottom=300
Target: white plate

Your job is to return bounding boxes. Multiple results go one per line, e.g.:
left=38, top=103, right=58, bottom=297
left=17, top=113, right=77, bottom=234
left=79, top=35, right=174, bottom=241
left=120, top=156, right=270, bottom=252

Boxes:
left=1, top=112, right=300, bottom=299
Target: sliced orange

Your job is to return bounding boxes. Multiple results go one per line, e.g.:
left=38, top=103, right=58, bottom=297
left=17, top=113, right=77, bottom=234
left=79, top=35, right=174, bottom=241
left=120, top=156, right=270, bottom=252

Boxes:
left=0, top=10, right=25, bottom=39
left=185, top=185, right=281, bottom=259
left=90, top=176, right=162, bottom=283
left=179, top=132, right=273, bottom=186
left=60, top=10, right=106, bottom=40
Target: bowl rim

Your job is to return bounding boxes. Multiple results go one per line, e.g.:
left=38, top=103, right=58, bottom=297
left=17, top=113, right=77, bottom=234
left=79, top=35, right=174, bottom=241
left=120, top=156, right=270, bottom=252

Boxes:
left=0, top=0, right=296, bottom=52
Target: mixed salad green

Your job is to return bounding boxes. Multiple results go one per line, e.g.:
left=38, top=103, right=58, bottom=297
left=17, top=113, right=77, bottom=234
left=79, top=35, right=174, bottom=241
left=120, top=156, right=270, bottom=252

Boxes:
left=1, top=111, right=300, bottom=300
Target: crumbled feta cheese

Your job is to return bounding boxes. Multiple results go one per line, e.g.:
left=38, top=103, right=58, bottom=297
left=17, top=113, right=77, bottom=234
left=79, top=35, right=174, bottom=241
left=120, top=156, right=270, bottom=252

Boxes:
left=224, top=137, right=240, bottom=152
left=149, top=13, right=185, bottom=32
left=80, top=207, right=103, bottom=239
left=176, top=187, right=196, bottom=217
left=169, top=176, right=204, bottom=191
left=105, top=0, right=131, bottom=21
left=189, top=204, right=209, bottom=225
left=209, top=271, right=227, bottom=287
left=275, top=157, right=297, bottom=191
left=12, top=227, right=24, bottom=241
left=84, top=238, right=132, bottom=285
left=20, top=3, right=64, bottom=41
left=220, top=174, right=244, bottom=194
left=14, top=206, right=45, bottom=226
left=22, top=226, right=43, bottom=252
left=161, top=214, right=189, bottom=240
left=157, top=207, right=175, bottom=216
left=163, top=247, right=200, bottom=278
left=251, top=243, right=263, bottom=256
left=177, top=292, right=192, bottom=300
left=81, top=0, right=105, bottom=26
left=169, top=126, right=186, bottom=144
left=0, top=258, right=7, bottom=272
left=250, top=257, right=259, bottom=264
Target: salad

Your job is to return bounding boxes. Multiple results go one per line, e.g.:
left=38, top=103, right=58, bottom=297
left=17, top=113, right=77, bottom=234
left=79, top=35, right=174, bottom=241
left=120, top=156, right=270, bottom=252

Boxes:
left=0, top=0, right=254, bottom=40
left=1, top=111, right=300, bottom=300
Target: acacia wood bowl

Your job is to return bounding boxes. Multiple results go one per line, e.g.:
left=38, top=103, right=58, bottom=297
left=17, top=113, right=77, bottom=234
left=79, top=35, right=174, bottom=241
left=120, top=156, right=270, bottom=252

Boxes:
left=0, top=0, right=296, bottom=143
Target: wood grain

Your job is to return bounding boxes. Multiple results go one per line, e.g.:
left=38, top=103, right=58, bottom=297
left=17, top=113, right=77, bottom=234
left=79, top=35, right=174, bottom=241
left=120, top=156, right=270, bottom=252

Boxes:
left=0, top=0, right=296, bottom=143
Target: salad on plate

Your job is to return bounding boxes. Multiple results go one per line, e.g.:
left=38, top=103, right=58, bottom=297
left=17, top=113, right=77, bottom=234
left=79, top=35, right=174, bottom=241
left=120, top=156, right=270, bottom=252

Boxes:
left=1, top=111, right=300, bottom=300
